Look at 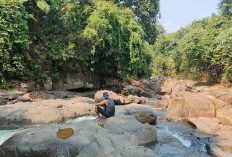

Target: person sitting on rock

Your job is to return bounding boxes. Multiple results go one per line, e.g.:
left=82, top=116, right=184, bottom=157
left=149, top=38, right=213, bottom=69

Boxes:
left=95, top=92, right=115, bottom=121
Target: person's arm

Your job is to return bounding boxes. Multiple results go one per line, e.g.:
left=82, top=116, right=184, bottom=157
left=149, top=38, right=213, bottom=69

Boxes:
left=95, top=100, right=108, bottom=106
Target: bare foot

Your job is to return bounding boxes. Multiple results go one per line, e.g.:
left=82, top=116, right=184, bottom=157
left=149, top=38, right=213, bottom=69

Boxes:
left=96, top=116, right=104, bottom=121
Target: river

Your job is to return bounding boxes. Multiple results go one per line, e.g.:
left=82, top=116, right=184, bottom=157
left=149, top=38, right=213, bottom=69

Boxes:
left=0, top=115, right=214, bottom=157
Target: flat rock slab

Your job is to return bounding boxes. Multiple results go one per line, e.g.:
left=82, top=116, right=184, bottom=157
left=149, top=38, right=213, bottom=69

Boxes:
left=0, top=96, right=96, bottom=124
left=0, top=96, right=159, bottom=126
left=0, top=115, right=157, bottom=157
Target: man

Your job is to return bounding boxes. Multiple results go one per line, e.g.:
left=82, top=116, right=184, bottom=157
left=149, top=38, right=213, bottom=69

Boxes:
left=95, top=92, right=115, bottom=121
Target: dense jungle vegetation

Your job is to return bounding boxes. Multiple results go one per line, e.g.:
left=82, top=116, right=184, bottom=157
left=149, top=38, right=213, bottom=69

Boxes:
left=0, top=0, right=232, bottom=89
left=0, top=0, right=159, bottom=87
left=152, top=0, right=232, bottom=82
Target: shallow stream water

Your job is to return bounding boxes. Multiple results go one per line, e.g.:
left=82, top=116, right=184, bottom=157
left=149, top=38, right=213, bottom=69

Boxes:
left=152, top=121, right=213, bottom=157
left=0, top=129, right=21, bottom=145
left=0, top=115, right=214, bottom=157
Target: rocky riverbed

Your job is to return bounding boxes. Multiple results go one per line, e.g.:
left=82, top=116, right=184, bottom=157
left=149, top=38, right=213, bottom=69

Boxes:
left=159, top=78, right=232, bottom=157
left=0, top=77, right=232, bottom=157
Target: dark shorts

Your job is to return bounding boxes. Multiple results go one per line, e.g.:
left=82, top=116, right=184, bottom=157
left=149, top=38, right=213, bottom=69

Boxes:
left=97, top=106, right=113, bottom=118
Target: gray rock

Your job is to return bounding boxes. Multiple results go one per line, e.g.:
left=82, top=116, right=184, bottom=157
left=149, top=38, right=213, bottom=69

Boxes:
left=73, top=81, right=85, bottom=89
left=0, top=115, right=157, bottom=157
left=142, top=76, right=167, bottom=94
left=141, top=90, right=152, bottom=98
left=1, top=92, right=23, bottom=100
left=52, top=72, right=101, bottom=90
left=123, top=95, right=147, bottom=104
left=85, top=82, right=94, bottom=89
left=122, top=85, right=140, bottom=96
left=0, top=92, right=24, bottom=105
left=104, top=78, right=117, bottom=87
left=117, top=104, right=157, bottom=124
left=44, top=77, right=53, bottom=91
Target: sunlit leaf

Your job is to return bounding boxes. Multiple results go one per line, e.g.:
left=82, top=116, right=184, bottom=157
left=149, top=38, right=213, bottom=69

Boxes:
left=66, top=3, right=74, bottom=10
left=37, top=0, right=50, bottom=14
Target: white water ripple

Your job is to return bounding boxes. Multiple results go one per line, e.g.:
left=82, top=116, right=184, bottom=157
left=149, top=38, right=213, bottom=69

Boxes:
left=163, top=127, right=192, bottom=147
left=0, top=129, right=21, bottom=145
left=64, top=116, right=97, bottom=124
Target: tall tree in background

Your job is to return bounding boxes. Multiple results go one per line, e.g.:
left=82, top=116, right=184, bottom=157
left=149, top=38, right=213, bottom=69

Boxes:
left=0, top=0, right=153, bottom=86
left=114, top=0, right=160, bottom=44
left=83, top=0, right=153, bottom=79
left=218, top=0, right=232, bottom=17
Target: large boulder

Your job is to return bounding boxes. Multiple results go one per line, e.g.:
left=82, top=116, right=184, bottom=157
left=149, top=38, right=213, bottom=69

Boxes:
left=117, top=104, right=157, bottom=124
left=20, top=81, right=36, bottom=91
left=217, top=93, right=232, bottom=105
left=161, top=79, right=188, bottom=96
left=94, top=90, right=124, bottom=105
left=53, top=71, right=101, bottom=90
left=217, top=107, right=232, bottom=126
left=0, top=115, right=158, bottom=157
left=0, top=91, right=32, bottom=105
left=4, top=80, right=37, bottom=91
left=0, top=95, right=96, bottom=124
left=210, top=137, right=232, bottom=157
left=153, top=100, right=168, bottom=110
left=188, top=117, right=220, bottom=135
left=43, top=77, right=53, bottom=91
left=166, top=97, right=187, bottom=121
left=142, top=76, right=166, bottom=93
left=166, top=93, right=216, bottom=121
left=140, top=90, right=153, bottom=98
left=121, top=85, right=140, bottom=96
left=123, top=95, right=147, bottom=104
left=186, top=94, right=216, bottom=118
left=104, top=78, right=118, bottom=87
left=189, top=117, right=232, bottom=141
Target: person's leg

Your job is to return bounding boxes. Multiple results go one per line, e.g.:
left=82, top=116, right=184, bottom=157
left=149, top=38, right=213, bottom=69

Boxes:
left=96, top=106, right=107, bottom=121
left=95, top=105, right=101, bottom=120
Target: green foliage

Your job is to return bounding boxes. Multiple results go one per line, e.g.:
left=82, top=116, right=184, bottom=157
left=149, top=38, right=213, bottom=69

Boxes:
left=22, top=0, right=95, bottom=83
left=214, top=26, right=232, bottom=81
left=0, top=0, right=30, bottom=80
left=0, top=73, right=9, bottom=89
left=114, top=0, right=160, bottom=44
left=153, top=15, right=232, bottom=82
left=37, top=0, right=50, bottom=13
left=0, top=0, right=154, bottom=87
left=218, top=0, right=232, bottom=18
left=152, top=25, right=176, bottom=77
left=83, top=0, right=152, bottom=78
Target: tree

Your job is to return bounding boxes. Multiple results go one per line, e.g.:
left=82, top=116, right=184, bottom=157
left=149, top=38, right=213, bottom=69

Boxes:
left=152, top=14, right=232, bottom=83
left=114, top=0, right=160, bottom=44
left=0, top=0, right=154, bottom=87
left=218, top=0, right=232, bottom=18
left=0, top=0, right=30, bottom=80
left=83, top=0, right=152, bottom=79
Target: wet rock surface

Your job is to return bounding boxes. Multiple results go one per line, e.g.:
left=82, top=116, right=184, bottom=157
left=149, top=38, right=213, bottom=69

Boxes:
left=0, top=115, right=157, bottom=157
left=162, top=78, right=232, bottom=156
left=151, top=122, right=213, bottom=157
left=1, top=76, right=232, bottom=157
